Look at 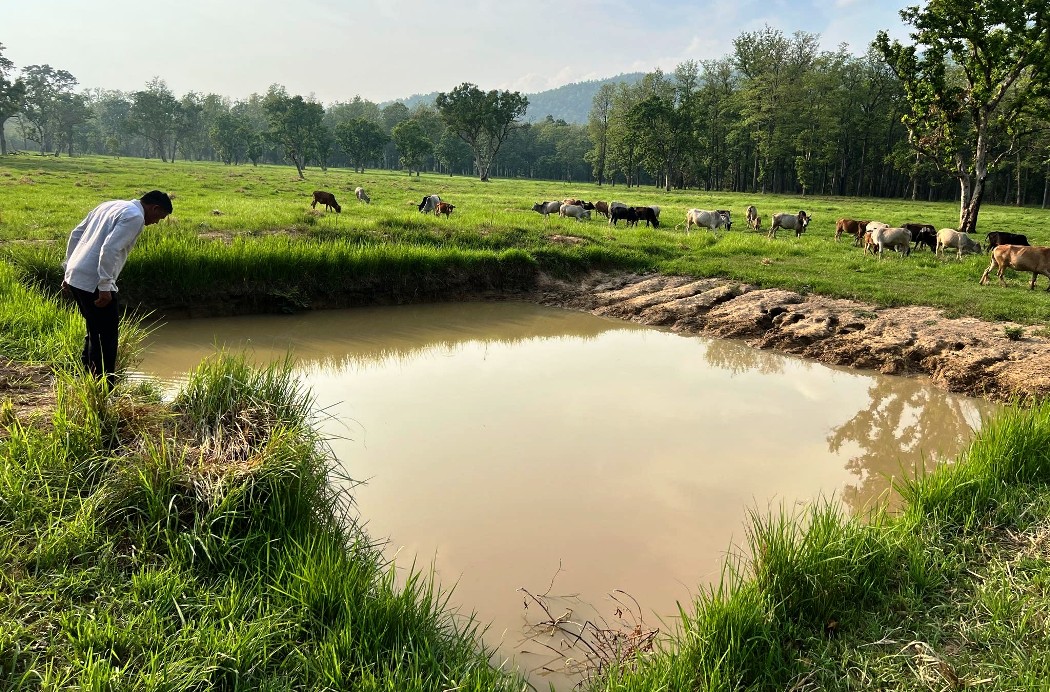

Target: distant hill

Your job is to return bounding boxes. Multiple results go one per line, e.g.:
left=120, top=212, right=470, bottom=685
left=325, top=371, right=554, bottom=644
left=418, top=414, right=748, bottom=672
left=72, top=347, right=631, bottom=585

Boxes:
left=521, top=73, right=645, bottom=124
left=380, top=72, right=645, bottom=125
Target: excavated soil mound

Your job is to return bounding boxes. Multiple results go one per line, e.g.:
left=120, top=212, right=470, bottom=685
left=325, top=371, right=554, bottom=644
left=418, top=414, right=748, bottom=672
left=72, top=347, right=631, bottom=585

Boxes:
left=531, top=273, right=1050, bottom=403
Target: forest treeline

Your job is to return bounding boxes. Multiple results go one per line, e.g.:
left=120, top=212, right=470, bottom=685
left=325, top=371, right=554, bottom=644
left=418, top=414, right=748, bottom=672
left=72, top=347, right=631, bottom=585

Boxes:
left=2, top=13, right=1048, bottom=211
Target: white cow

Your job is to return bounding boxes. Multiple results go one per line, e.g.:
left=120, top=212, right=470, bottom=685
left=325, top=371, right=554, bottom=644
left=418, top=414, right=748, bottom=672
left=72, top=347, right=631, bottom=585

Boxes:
left=870, top=226, right=912, bottom=258
left=746, top=205, right=761, bottom=231
left=936, top=228, right=981, bottom=259
left=559, top=204, right=591, bottom=221
left=417, top=194, right=441, bottom=213
left=531, top=201, right=562, bottom=217
left=355, top=187, right=370, bottom=204
left=684, top=209, right=731, bottom=233
left=768, top=211, right=811, bottom=239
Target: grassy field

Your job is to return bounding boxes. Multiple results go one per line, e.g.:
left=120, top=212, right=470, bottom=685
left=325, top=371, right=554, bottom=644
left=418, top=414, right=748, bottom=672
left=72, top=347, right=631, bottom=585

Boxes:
left=5, top=155, right=1050, bottom=690
left=3, top=155, right=1050, bottom=323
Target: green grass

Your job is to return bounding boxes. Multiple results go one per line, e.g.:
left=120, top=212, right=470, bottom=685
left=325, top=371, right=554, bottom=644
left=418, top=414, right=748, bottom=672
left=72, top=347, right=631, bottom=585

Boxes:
left=3, top=156, right=1050, bottom=322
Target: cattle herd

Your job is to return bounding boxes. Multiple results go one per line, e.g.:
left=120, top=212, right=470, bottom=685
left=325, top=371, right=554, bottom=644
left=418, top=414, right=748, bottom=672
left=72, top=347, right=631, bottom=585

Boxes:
left=307, top=190, right=1050, bottom=291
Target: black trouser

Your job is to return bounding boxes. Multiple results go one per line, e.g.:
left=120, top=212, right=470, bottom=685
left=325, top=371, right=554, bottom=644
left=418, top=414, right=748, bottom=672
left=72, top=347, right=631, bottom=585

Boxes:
left=70, top=286, right=120, bottom=387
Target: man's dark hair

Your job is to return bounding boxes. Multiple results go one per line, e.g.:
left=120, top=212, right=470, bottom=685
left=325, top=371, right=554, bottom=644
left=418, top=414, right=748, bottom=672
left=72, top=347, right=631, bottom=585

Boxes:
left=140, top=190, right=173, bottom=214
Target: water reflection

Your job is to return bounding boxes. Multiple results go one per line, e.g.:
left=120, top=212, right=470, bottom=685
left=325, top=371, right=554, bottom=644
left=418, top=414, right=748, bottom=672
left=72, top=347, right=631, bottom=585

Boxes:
left=702, top=337, right=787, bottom=376
left=826, top=376, right=986, bottom=512
left=133, top=301, right=998, bottom=691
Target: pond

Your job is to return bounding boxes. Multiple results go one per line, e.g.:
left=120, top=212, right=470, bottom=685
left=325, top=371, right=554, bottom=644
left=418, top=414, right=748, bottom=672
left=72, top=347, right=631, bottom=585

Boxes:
left=134, top=301, right=996, bottom=687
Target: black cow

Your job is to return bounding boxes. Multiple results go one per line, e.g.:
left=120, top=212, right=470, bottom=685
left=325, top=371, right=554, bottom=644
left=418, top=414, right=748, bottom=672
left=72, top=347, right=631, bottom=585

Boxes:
left=985, top=231, right=1031, bottom=251
left=903, top=223, right=937, bottom=252
left=632, top=206, right=660, bottom=228
left=610, top=206, right=639, bottom=226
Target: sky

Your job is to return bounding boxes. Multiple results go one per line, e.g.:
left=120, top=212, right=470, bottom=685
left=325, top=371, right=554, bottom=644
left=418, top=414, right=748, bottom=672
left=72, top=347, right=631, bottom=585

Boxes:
left=3, top=0, right=915, bottom=106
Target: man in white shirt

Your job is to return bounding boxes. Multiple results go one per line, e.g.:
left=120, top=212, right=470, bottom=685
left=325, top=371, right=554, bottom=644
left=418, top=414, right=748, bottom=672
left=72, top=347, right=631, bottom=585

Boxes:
left=62, top=190, right=173, bottom=387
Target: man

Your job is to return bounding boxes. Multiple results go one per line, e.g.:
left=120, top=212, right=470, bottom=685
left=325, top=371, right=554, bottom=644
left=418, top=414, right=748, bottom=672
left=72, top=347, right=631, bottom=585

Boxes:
left=62, top=190, right=172, bottom=387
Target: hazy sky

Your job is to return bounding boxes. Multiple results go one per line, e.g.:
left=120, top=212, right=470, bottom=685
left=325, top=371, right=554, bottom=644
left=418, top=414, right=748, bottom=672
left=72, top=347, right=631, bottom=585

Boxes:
left=4, top=0, right=914, bottom=105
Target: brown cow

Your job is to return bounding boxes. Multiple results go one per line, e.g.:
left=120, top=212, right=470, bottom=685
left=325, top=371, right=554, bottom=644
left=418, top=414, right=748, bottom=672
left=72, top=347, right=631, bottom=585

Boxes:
left=835, top=218, right=871, bottom=243
left=434, top=201, right=455, bottom=217
left=311, top=190, right=341, bottom=213
left=980, top=245, right=1050, bottom=291
left=593, top=201, right=610, bottom=219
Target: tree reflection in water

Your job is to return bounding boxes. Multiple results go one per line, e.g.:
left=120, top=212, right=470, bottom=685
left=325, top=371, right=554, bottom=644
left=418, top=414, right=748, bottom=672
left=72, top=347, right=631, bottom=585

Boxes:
left=827, top=376, right=996, bottom=513
left=702, top=338, right=787, bottom=376
left=700, top=336, right=996, bottom=516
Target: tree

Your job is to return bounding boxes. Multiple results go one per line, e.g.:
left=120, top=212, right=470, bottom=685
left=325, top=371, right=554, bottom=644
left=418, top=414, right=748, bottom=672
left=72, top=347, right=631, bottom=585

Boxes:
left=0, top=43, right=26, bottom=156
left=334, top=118, right=388, bottom=173
left=605, top=81, right=643, bottom=186
left=586, top=83, right=615, bottom=184
left=391, top=119, right=433, bottom=176
left=434, top=127, right=472, bottom=176
left=20, top=64, right=79, bottom=154
left=210, top=110, right=254, bottom=164
left=53, top=92, right=90, bottom=157
left=172, top=92, right=205, bottom=161
left=626, top=66, right=698, bottom=191
left=875, top=0, right=1050, bottom=233
left=263, top=85, right=326, bottom=178
left=130, top=78, right=179, bottom=162
left=435, top=83, right=528, bottom=181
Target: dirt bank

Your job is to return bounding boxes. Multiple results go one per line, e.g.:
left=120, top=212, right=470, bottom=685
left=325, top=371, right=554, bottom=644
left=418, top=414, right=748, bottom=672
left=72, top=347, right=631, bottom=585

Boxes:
left=530, top=272, right=1050, bottom=403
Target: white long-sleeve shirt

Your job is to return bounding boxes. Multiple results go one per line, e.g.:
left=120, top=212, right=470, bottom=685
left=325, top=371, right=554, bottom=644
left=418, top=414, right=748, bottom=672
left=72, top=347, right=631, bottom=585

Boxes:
left=63, top=199, right=146, bottom=293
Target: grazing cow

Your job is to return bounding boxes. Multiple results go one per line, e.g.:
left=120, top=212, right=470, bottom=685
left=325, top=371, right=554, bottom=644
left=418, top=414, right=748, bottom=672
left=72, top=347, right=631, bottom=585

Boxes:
left=632, top=206, right=660, bottom=228
left=532, top=201, right=562, bottom=217
left=559, top=204, right=591, bottom=221
left=902, top=223, right=937, bottom=252
left=715, top=210, right=733, bottom=230
left=862, top=230, right=877, bottom=255
left=980, top=245, right=1050, bottom=291
left=985, top=231, right=1031, bottom=251
left=870, top=226, right=912, bottom=258
left=746, top=205, right=761, bottom=231
left=355, top=187, right=371, bottom=204
left=684, top=209, right=731, bottom=233
left=936, top=228, right=981, bottom=259
left=593, top=201, right=610, bottom=219
left=649, top=205, right=661, bottom=221
left=835, top=218, right=871, bottom=242
left=417, top=194, right=441, bottom=213
left=768, top=210, right=810, bottom=239
left=311, top=190, right=341, bottom=213
left=610, top=206, right=639, bottom=226
left=434, top=201, right=455, bottom=217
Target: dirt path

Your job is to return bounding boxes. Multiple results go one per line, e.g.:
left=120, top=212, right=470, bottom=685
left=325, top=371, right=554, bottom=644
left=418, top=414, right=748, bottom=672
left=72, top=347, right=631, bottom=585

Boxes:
left=531, top=273, right=1050, bottom=403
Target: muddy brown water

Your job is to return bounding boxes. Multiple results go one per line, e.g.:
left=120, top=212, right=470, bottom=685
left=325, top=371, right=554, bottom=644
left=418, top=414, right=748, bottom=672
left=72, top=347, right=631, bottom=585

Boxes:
left=134, top=301, right=997, bottom=688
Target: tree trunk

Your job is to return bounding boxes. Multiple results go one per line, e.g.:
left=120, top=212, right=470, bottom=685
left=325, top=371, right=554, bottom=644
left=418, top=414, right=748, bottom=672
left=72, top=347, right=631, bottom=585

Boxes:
left=1016, top=151, right=1023, bottom=206
left=959, top=175, right=986, bottom=234
left=1, top=126, right=8, bottom=155
left=1043, top=161, right=1049, bottom=209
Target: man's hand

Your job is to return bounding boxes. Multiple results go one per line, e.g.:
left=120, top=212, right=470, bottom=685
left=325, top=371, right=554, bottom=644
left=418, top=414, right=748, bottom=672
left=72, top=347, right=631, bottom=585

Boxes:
left=94, top=290, right=112, bottom=308
left=61, top=280, right=72, bottom=297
